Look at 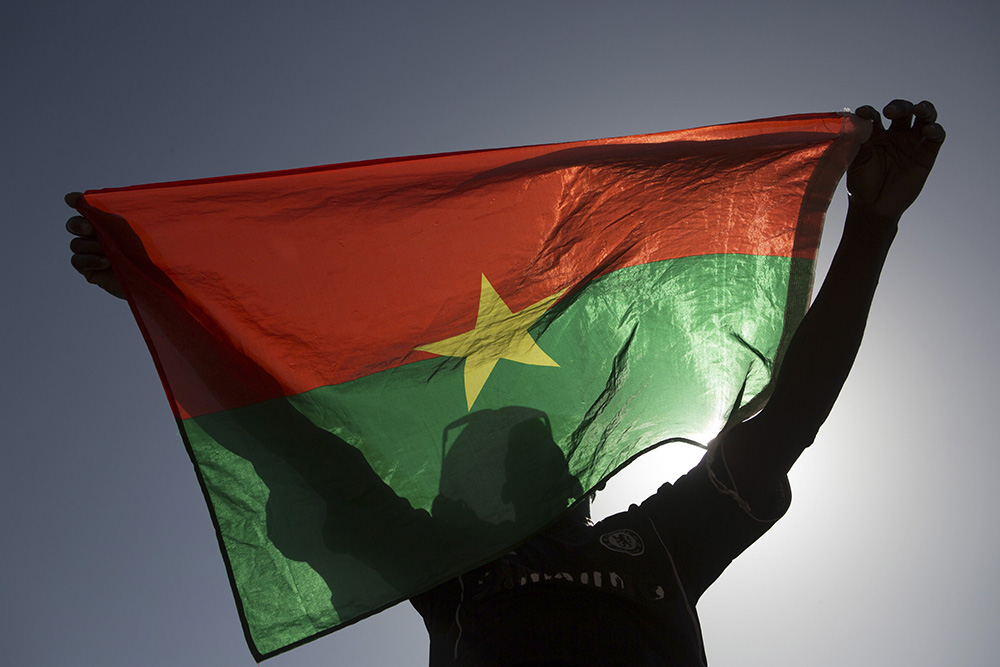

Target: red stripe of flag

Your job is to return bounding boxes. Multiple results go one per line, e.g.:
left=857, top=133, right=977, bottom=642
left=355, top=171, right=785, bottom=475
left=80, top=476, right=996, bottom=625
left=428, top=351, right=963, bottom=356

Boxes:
left=79, top=113, right=865, bottom=420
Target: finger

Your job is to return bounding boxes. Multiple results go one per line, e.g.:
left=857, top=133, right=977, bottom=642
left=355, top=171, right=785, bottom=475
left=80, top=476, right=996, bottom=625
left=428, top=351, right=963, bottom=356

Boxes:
left=69, top=237, right=106, bottom=255
left=71, top=252, right=111, bottom=272
left=855, top=105, right=885, bottom=135
left=65, top=215, right=94, bottom=237
left=923, top=123, right=946, bottom=143
left=884, top=99, right=914, bottom=131
left=912, top=100, right=945, bottom=157
left=64, top=192, right=83, bottom=209
left=913, top=100, right=938, bottom=126
left=921, top=123, right=946, bottom=159
left=851, top=105, right=882, bottom=167
left=853, top=105, right=881, bottom=164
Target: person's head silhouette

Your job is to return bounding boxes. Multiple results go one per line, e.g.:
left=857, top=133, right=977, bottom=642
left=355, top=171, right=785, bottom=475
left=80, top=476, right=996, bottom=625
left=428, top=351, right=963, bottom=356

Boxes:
left=436, top=406, right=584, bottom=529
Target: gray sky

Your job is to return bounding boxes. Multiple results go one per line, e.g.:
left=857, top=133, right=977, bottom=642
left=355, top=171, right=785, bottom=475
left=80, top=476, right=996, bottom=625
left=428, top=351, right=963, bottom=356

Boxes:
left=3, top=1, right=998, bottom=665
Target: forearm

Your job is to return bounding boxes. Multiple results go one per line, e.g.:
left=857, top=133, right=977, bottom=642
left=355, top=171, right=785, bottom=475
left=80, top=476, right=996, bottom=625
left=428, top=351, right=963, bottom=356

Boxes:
left=718, top=203, right=898, bottom=508
left=746, top=202, right=897, bottom=472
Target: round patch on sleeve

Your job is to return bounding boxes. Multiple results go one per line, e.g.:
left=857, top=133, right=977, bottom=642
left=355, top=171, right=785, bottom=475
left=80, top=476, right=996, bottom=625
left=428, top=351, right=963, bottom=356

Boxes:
left=599, top=529, right=644, bottom=555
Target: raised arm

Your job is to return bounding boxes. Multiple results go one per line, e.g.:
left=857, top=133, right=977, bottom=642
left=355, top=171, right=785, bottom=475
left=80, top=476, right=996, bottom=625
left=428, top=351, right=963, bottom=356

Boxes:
left=719, top=100, right=945, bottom=509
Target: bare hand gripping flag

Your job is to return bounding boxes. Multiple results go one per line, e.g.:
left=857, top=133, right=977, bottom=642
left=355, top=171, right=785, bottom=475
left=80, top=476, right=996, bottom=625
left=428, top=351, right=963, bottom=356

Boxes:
left=78, top=113, right=868, bottom=660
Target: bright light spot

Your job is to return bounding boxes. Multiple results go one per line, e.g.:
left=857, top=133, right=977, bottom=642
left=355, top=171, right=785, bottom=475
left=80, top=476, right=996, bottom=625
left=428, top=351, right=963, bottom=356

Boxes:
left=590, top=431, right=715, bottom=521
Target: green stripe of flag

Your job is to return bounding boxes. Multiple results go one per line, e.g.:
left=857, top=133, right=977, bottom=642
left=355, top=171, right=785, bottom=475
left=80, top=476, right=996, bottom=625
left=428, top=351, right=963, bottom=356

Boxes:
left=182, top=253, right=811, bottom=656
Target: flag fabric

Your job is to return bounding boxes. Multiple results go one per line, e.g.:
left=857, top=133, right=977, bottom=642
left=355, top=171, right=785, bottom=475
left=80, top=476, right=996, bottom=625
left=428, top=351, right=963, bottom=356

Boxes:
left=79, top=112, right=868, bottom=660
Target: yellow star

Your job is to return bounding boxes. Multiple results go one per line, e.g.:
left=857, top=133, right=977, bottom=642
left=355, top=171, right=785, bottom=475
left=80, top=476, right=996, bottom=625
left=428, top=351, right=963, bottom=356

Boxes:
left=416, top=274, right=566, bottom=410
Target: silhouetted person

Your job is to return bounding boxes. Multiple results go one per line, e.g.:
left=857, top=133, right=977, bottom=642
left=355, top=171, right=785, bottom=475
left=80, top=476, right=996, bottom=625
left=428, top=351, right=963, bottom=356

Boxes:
left=194, top=399, right=582, bottom=624
left=67, top=100, right=945, bottom=666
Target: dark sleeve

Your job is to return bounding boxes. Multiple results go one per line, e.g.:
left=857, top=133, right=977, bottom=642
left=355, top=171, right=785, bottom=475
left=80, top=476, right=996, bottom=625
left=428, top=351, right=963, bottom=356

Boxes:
left=409, top=576, right=463, bottom=665
left=637, top=441, right=791, bottom=599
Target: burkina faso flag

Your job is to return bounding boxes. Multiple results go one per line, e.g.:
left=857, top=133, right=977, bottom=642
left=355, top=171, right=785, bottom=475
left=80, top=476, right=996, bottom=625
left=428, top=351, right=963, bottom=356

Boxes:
left=77, top=112, right=869, bottom=660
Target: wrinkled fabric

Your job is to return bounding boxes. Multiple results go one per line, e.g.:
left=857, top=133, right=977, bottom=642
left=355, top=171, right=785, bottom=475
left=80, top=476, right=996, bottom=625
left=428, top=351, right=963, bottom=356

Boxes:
left=79, top=113, right=867, bottom=660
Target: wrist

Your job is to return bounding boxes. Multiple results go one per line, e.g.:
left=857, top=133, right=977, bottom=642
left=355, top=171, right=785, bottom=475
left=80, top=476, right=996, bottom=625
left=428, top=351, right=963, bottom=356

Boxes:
left=845, top=198, right=900, bottom=246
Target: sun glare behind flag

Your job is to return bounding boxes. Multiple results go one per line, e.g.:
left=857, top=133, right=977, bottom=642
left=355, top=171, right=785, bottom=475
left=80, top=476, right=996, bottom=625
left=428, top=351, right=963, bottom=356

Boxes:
left=77, top=112, right=868, bottom=660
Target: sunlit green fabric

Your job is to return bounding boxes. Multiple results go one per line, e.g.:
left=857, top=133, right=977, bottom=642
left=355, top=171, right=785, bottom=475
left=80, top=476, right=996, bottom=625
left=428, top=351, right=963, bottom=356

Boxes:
left=184, top=254, right=810, bottom=656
